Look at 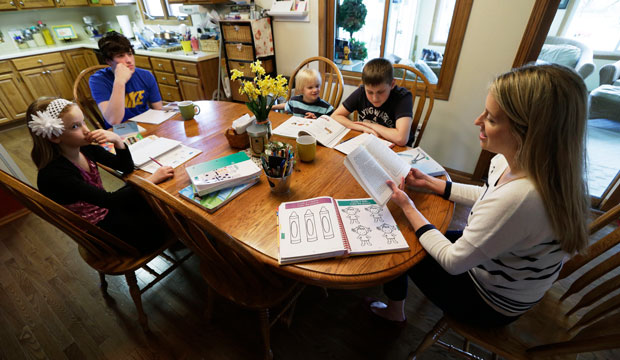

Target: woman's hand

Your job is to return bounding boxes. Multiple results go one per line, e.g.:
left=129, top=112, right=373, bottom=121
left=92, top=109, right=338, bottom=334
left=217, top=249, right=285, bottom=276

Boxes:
left=387, top=177, right=416, bottom=210
left=88, top=129, right=125, bottom=149
left=404, top=168, right=447, bottom=195
left=148, top=166, right=174, bottom=184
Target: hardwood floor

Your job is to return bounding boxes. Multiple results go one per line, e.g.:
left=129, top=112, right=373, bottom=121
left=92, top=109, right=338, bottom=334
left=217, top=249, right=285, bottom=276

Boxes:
left=1, top=123, right=618, bottom=359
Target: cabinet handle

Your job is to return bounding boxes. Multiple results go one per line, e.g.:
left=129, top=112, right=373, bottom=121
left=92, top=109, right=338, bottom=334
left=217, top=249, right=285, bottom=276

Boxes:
left=38, top=59, right=43, bottom=64
left=167, top=93, right=171, bottom=97
left=176, top=79, right=179, bottom=84
left=158, top=64, right=163, bottom=67
left=234, top=25, right=239, bottom=31
left=9, top=1, right=15, bottom=6
left=41, top=71, right=46, bottom=75
left=162, top=77, right=167, bottom=81
left=182, top=67, right=187, bottom=71
left=19, top=0, right=24, bottom=5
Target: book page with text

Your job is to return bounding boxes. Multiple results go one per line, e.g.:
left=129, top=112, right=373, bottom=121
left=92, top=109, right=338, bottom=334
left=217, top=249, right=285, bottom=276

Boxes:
left=364, top=135, right=410, bottom=181
left=346, top=146, right=393, bottom=206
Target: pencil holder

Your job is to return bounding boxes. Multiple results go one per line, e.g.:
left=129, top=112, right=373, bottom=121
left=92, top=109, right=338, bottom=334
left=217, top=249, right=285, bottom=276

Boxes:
left=225, top=128, right=250, bottom=149
left=266, top=173, right=291, bottom=194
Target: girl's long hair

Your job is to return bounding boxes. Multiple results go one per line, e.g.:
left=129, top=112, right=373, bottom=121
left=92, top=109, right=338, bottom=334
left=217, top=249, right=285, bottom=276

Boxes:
left=490, top=64, right=589, bottom=253
left=27, top=97, right=73, bottom=170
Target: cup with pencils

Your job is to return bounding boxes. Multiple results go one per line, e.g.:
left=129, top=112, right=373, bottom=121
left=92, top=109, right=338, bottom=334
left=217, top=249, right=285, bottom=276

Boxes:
left=261, top=141, right=294, bottom=194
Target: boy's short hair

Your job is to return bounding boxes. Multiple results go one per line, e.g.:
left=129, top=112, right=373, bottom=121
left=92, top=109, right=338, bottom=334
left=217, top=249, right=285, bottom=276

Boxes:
left=98, top=31, right=135, bottom=62
left=362, top=58, right=394, bottom=86
left=295, top=68, right=322, bottom=93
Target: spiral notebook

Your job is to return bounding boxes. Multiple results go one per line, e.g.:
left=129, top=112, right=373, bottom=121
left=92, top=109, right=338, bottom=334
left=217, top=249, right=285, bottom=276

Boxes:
left=277, top=197, right=409, bottom=265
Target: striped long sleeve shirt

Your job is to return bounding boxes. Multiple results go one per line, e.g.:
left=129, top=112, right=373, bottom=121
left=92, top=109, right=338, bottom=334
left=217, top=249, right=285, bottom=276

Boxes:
left=418, top=155, right=566, bottom=316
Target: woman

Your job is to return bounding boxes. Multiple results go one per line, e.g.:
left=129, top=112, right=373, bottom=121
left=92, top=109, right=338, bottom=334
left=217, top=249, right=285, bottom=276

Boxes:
left=369, top=64, right=590, bottom=327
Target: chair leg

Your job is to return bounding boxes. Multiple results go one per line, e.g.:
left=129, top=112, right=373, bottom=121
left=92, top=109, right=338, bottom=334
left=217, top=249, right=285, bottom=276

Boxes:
left=125, top=272, right=149, bottom=333
left=258, top=308, right=273, bottom=360
left=98, top=272, right=108, bottom=296
left=408, top=316, right=449, bottom=360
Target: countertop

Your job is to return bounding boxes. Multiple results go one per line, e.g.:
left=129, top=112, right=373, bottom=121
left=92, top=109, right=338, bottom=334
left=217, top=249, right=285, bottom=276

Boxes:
left=0, top=40, right=219, bottom=62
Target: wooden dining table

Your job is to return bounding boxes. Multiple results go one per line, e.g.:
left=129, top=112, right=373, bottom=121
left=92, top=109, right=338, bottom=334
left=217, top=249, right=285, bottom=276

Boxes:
left=132, top=100, right=454, bottom=289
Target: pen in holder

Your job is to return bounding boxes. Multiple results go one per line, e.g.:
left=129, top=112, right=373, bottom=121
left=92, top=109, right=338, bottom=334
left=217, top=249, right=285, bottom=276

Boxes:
left=261, top=141, right=294, bottom=194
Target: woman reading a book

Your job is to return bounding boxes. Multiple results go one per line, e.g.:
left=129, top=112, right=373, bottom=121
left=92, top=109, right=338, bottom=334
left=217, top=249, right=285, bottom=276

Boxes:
left=367, top=64, right=589, bottom=327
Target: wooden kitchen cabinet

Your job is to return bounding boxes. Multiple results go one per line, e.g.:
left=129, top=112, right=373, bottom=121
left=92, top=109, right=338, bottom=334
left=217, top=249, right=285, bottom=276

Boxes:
left=18, top=0, right=55, bottom=8
left=13, top=53, right=73, bottom=100
left=56, top=0, right=88, bottom=6
left=63, top=49, right=100, bottom=78
left=148, top=56, right=217, bottom=102
left=0, top=61, right=32, bottom=126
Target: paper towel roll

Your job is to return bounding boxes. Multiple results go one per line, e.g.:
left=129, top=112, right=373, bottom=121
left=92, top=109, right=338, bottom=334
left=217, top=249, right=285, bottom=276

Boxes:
left=116, top=15, right=134, bottom=39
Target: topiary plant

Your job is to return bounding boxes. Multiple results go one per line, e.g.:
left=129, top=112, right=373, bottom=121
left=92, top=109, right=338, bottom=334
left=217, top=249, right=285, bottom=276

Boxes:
left=336, top=0, right=367, bottom=40
left=349, top=38, right=368, bottom=60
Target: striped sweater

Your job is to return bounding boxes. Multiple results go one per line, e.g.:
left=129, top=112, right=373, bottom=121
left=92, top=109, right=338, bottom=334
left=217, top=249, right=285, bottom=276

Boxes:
left=284, top=95, right=334, bottom=118
left=419, top=155, right=566, bottom=316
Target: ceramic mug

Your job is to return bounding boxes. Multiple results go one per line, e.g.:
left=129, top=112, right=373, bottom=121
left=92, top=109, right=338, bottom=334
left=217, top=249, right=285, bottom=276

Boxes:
left=296, top=135, right=316, bottom=162
left=178, top=101, right=201, bottom=120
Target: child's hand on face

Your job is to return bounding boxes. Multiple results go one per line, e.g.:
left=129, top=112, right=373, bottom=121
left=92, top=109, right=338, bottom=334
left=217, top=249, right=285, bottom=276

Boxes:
left=148, top=166, right=174, bottom=184
left=304, top=112, right=317, bottom=119
left=88, top=129, right=125, bottom=149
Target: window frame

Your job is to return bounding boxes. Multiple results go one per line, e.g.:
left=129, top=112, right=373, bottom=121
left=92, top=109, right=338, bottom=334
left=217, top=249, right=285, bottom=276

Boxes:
left=321, top=0, right=473, bottom=100
left=137, top=0, right=192, bottom=26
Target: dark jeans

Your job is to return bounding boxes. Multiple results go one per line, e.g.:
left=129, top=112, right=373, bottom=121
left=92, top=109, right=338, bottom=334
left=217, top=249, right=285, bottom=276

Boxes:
left=383, top=231, right=520, bottom=327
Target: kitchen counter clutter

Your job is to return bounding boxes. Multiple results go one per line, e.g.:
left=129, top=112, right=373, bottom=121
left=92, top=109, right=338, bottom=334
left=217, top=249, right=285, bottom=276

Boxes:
left=0, top=40, right=219, bottom=62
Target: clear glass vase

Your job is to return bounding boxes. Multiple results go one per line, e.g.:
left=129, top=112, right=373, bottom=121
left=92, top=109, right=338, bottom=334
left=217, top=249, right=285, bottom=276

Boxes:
left=254, top=118, right=272, bottom=139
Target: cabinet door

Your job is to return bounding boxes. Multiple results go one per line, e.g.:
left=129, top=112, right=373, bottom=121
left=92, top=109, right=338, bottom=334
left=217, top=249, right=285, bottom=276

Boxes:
left=0, top=0, right=19, bottom=10
left=46, top=63, right=74, bottom=100
left=58, top=0, right=88, bottom=5
left=0, top=73, right=31, bottom=120
left=158, top=84, right=181, bottom=102
left=64, top=49, right=99, bottom=79
left=0, top=103, right=10, bottom=125
left=177, top=75, right=204, bottom=101
left=20, top=0, right=55, bottom=8
left=20, top=68, right=57, bottom=99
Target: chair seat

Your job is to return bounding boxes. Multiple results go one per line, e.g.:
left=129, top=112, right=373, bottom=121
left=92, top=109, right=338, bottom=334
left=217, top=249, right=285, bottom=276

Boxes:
left=78, top=237, right=178, bottom=275
left=446, top=287, right=580, bottom=360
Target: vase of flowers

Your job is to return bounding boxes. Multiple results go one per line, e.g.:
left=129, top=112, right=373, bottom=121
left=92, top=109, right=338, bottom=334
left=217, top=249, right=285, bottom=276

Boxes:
left=230, top=60, right=288, bottom=139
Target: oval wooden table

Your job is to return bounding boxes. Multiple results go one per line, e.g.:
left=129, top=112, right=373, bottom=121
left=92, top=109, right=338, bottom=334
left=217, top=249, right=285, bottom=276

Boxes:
left=133, top=101, right=454, bottom=289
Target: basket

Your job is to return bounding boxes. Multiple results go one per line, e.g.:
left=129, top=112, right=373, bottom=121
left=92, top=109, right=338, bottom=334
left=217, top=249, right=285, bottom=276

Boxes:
left=225, top=128, right=250, bottom=149
left=200, top=39, right=219, bottom=52
left=222, top=24, right=252, bottom=43
left=225, top=43, right=254, bottom=61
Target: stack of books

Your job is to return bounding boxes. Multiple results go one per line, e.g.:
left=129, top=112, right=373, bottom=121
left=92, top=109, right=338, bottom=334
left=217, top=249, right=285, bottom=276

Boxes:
left=185, top=151, right=262, bottom=196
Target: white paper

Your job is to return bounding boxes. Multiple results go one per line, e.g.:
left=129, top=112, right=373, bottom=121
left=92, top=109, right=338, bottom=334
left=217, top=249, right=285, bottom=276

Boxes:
left=129, top=109, right=177, bottom=125
left=139, top=144, right=202, bottom=173
left=128, top=136, right=181, bottom=166
left=334, top=133, right=393, bottom=155
left=272, top=115, right=349, bottom=148
left=232, top=113, right=255, bottom=134
left=271, top=0, right=294, bottom=12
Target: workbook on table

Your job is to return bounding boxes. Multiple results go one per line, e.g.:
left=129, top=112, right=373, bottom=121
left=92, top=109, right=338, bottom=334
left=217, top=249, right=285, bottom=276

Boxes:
left=129, top=109, right=176, bottom=125
left=344, top=135, right=411, bottom=206
left=185, top=151, right=262, bottom=196
left=278, top=196, right=409, bottom=265
left=126, top=135, right=201, bottom=172
left=272, top=115, right=350, bottom=148
left=179, top=178, right=259, bottom=213
left=396, top=147, right=446, bottom=177
left=112, top=122, right=145, bottom=145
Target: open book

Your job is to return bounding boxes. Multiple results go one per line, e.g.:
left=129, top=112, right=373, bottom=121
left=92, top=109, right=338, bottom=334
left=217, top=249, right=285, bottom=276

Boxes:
left=185, top=151, right=262, bottom=196
left=397, top=147, right=446, bottom=176
left=334, top=133, right=394, bottom=155
left=344, top=135, right=410, bottom=206
left=278, top=196, right=409, bottom=265
left=127, top=135, right=181, bottom=167
left=272, top=115, right=350, bottom=148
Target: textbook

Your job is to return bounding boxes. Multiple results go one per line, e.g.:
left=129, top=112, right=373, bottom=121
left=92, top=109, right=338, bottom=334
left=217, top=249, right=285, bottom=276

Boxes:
left=179, top=178, right=259, bottom=213
left=344, top=135, right=410, bottom=206
left=185, top=151, right=262, bottom=196
left=397, top=147, right=446, bottom=177
left=129, top=109, right=176, bottom=125
left=278, top=196, right=409, bottom=265
left=334, top=133, right=394, bottom=155
left=112, top=122, right=145, bottom=145
left=272, top=115, right=350, bottom=148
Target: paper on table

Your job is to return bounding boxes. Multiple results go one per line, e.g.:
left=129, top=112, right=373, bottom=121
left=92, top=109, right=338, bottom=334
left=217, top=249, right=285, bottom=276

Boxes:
left=128, top=136, right=181, bottom=167
left=129, top=109, right=177, bottom=125
left=139, top=144, right=202, bottom=173
left=334, top=133, right=393, bottom=155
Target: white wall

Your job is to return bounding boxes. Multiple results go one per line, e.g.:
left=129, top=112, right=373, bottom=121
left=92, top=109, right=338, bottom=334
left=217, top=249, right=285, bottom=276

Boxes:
left=265, top=0, right=536, bottom=174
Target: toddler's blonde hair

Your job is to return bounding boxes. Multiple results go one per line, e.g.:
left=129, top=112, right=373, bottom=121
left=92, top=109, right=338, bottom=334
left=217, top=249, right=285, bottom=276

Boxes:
left=295, top=68, right=322, bottom=95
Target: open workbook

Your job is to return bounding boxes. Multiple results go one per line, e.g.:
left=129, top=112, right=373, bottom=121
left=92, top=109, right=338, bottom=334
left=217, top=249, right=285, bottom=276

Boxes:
left=272, top=115, right=350, bottom=148
left=278, top=196, right=409, bottom=265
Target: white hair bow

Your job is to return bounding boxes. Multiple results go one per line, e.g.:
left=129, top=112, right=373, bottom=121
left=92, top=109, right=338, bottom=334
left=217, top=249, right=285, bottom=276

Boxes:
left=28, top=98, right=73, bottom=139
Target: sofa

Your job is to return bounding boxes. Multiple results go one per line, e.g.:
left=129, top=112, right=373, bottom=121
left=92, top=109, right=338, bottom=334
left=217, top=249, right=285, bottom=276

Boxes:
left=589, top=59, right=620, bottom=122
left=538, top=36, right=595, bottom=79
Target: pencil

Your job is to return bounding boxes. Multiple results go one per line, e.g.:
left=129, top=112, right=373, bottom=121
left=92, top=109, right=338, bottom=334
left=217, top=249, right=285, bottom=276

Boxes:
left=149, top=157, right=163, bottom=167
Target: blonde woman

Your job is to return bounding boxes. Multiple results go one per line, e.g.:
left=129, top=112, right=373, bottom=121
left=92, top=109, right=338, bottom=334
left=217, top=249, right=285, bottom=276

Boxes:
left=368, top=64, right=590, bottom=328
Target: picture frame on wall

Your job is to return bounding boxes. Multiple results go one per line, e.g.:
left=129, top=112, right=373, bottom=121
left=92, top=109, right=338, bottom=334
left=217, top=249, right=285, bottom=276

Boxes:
left=558, top=0, right=570, bottom=10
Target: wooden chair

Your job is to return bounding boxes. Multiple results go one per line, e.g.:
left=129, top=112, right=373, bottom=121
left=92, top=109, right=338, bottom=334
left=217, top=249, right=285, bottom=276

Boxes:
left=73, top=65, right=108, bottom=129
left=392, top=64, right=435, bottom=148
left=287, top=56, right=344, bottom=109
left=128, top=175, right=306, bottom=360
left=0, top=169, right=191, bottom=332
left=410, top=202, right=620, bottom=359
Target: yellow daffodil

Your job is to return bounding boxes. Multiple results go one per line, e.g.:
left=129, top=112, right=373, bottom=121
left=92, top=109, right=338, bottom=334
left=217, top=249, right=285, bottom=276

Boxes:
left=230, top=62, right=288, bottom=122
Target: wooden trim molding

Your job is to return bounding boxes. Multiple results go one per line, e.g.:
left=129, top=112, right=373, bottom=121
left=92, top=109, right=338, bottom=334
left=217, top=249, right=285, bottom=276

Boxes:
left=471, top=0, right=559, bottom=182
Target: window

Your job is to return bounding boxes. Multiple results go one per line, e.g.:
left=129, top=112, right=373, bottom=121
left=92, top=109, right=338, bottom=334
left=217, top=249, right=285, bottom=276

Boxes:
left=138, top=0, right=191, bottom=25
left=325, top=0, right=473, bottom=100
left=561, top=0, right=620, bottom=53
